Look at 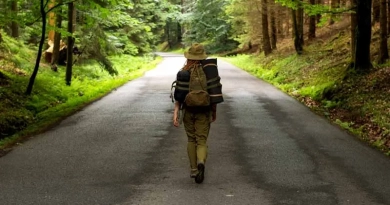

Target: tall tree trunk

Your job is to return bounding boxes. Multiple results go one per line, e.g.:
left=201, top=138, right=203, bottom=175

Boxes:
left=277, top=5, right=283, bottom=38
left=292, top=8, right=303, bottom=54
left=378, top=0, right=388, bottom=63
left=48, top=0, right=56, bottom=42
left=66, top=2, right=75, bottom=86
left=308, top=0, right=316, bottom=40
left=316, top=0, right=323, bottom=23
left=177, top=22, right=182, bottom=43
left=51, top=0, right=63, bottom=67
left=354, top=0, right=372, bottom=72
left=10, top=0, right=19, bottom=38
left=388, top=0, right=390, bottom=34
left=270, top=0, right=277, bottom=49
left=297, top=6, right=304, bottom=45
left=262, top=0, right=272, bottom=55
left=286, top=7, right=290, bottom=37
left=26, top=0, right=46, bottom=95
left=350, top=0, right=357, bottom=63
left=372, top=0, right=380, bottom=23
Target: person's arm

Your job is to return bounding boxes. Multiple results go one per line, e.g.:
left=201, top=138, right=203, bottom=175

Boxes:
left=173, top=101, right=181, bottom=127
left=211, top=104, right=217, bottom=122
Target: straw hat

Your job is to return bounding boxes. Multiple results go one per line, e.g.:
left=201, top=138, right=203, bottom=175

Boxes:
left=184, top=43, right=208, bottom=60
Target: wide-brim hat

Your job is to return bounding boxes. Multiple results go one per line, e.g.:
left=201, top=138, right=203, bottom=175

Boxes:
left=184, top=43, right=208, bottom=60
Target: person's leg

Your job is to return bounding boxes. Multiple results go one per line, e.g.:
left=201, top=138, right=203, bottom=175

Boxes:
left=183, top=111, right=197, bottom=172
left=194, top=112, right=211, bottom=164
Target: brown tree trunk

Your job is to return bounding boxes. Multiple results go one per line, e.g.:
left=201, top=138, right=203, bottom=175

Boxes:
left=26, top=0, right=47, bottom=95
left=354, top=0, right=372, bottom=72
left=277, top=5, right=284, bottom=38
left=270, top=0, right=277, bottom=49
left=309, top=0, right=316, bottom=40
left=351, top=0, right=357, bottom=62
left=297, top=6, right=304, bottom=45
left=51, top=0, right=63, bottom=68
left=372, top=0, right=380, bottom=23
left=11, top=0, right=19, bottom=38
left=286, top=7, right=290, bottom=37
left=378, top=0, right=388, bottom=63
left=388, top=0, right=390, bottom=34
left=262, top=0, right=272, bottom=55
left=292, top=8, right=303, bottom=54
left=316, top=0, right=323, bottom=23
left=66, top=2, right=75, bottom=85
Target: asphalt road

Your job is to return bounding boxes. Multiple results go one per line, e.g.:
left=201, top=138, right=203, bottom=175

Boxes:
left=1, top=53, right=390, bottom=205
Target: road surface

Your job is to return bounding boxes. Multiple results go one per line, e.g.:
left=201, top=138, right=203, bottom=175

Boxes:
left=1, top=53, right=390, bottom=205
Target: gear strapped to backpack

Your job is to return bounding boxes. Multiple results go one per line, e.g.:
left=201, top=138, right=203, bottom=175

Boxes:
left=185, top=64, right=210, bottom=107
left=171, top=58, right=223, bottom=105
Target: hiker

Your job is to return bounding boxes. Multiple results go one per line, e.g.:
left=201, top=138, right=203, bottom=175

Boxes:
left=172, top=43, right=218, bottom=184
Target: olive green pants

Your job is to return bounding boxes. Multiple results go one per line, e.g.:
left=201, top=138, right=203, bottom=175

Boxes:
left=183, top=109, right=211, bottom=170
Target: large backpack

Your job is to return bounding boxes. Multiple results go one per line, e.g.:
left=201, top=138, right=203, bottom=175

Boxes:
left=184, top=64, right=210, bottom=107
left=171, top=59, right=223, bottom=105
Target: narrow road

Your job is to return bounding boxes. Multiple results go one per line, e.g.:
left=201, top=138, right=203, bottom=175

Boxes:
left=1, top=53, right=390, bottom=205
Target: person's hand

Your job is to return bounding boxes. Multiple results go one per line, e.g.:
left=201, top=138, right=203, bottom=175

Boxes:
left=173, top=110, right=180, bottom=127
left=211, top=111, right=216, bottom=122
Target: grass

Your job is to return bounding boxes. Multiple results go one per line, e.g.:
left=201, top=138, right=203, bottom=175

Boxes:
left=0, top=35, right=162, bottom=150
left=222, top=27, right=390, bottom=156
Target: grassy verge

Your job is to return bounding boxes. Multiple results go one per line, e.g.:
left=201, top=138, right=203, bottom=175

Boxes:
left=0, top=36, right=162, bottom=152
left=223, top=32, right=390, bottom=156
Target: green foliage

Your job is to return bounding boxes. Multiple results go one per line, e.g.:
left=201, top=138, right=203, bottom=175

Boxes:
left=182, top=0, right=238, bottom=53
left=1, top=51, right=161, bottom=146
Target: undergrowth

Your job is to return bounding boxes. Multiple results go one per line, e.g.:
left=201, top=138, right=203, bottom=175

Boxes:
left=0, top=34, right=162, bottom=150
left=223, top=30, right=390, bottom=156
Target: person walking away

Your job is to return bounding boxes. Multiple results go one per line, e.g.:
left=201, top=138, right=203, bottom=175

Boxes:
left=173, top=43, right=218, bottom=184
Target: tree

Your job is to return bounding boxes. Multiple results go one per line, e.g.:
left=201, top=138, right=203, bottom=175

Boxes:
left=372, top=0, right=380, bottom=23
left=290, top=0, right=304, bottom=55
left=262, top=0, right=272, bottom=55
left=350, top=0, right=357, bottom=62
left=354, top=0, right=372, bottom=72
left=51, top=0, right=63, bottom=69
left=10, top=0, right=19, bottom=38
left=308, top=0, right=316, bottom=40
left=270, top=0, right=277, bottom=49
left=26, top=0, right=48, bottom=95
left=378, top=0, right=388, bottom=63
left=66, top=1, right=75, bottom=85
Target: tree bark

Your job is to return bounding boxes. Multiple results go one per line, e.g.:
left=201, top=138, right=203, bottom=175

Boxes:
left=66, top=2, right=74, bottom=86
left=292, top=8, right=303, bottom=54
left=262, top=0, right=272, bottom=55
left=354, top=0, right=372, bottom=72
left=277, top=5, right=283, bottom=38
left=378, top=0, right=388, bottom=63
left=388, top=0, right=390, bottom=34
left=297, top=6, right=304, bottom=45
left=11, top=0, right=19, bottom=38
left=51, top=0, right=63, bottom=67
left=26, top=0, right=46, bottom=95
left=270, top=0, right=277, bottom=49
left=350, top=0, right=357, bottom=62
left=308, top=0, right=316, bottom=40
left=372, top=0, right=380, bottom=23
left=316, top=0, right=323, bottom=23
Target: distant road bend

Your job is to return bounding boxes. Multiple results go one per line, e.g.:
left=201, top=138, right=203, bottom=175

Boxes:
left=1, top=52, right=390, bottom=205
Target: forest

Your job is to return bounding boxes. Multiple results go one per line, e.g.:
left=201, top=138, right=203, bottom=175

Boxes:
left=0, top=0, right=390, bottom=155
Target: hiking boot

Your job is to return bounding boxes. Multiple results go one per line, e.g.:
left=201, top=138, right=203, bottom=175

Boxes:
left=190, top=169, right=198, bottom=178
left=195, top=163, right=205, bottom=184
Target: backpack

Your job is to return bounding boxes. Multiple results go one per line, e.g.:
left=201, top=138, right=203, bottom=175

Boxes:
left=184, top=64, right=210, bottom=107
left=171, top=70, right=190, bottom=103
